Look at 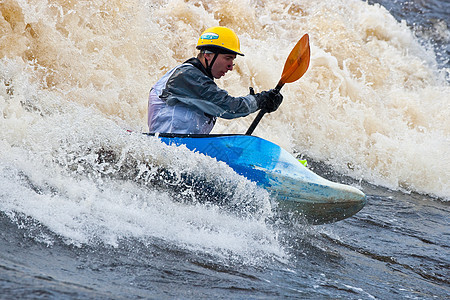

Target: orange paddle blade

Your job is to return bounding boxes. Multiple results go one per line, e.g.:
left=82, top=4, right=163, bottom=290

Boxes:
left=279, top=34, right=310, bottom=86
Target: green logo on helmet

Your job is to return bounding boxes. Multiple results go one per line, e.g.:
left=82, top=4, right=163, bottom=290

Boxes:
left=201, top=32, right=219, bottom=40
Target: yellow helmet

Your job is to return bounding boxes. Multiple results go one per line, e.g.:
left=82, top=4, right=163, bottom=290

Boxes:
left=196, top=26, right=244, bottom=56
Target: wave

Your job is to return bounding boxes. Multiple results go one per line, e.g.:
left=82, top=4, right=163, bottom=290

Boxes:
left=1, top=0, right=448, bottom=214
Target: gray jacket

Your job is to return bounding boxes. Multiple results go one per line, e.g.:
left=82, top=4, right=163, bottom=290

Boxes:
left=148, top=58, right=258, bottom=134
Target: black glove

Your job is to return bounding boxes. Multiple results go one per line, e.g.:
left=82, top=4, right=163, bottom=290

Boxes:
left=253, top=88, right=283, bottom=113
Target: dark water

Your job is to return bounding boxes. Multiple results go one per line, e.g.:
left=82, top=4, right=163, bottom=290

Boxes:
left=1, top=0, right=449, bottom=299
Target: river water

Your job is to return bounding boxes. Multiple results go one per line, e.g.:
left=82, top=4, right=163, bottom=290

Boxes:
left=0, top=0, right=449, bottom=299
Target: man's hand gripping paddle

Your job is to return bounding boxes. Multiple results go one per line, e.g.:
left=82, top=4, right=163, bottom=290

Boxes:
left=245, top=34, right=311, bottom=135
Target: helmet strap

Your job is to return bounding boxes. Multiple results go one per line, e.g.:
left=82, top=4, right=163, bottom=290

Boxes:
left=204, top=52, right=219, bottom=78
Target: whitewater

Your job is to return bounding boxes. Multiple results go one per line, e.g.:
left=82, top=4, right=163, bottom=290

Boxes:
left=0, top=0, right=449, bottom=299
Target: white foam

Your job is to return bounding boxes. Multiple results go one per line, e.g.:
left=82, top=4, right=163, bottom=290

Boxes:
left=0, top=0, right=449, bottom=261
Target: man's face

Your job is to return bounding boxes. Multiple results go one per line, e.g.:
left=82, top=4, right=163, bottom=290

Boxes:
left=205, top=53, right=236, bottom=79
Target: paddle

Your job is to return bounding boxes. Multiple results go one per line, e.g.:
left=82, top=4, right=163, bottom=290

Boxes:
left=245, top=34, right=311, bottom=135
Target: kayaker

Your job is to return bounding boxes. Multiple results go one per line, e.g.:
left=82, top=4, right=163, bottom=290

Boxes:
left=148, top=26, right=283, bottom=134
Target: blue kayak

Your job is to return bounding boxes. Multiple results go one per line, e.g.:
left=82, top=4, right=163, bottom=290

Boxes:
left=151, top=133, right=366, bottom=224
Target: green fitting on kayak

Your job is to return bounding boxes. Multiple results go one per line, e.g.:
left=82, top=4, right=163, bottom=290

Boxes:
left=298, top=159, right=307, bottom=167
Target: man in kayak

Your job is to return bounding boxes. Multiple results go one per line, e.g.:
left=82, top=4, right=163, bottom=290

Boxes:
left=148, top=26, right=283, bottom=134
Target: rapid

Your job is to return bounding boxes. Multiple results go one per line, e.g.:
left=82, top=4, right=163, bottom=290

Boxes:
left=1, top=0, right=449, bottom=299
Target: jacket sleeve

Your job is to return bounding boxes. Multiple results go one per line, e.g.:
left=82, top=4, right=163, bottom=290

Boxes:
left=160, top=65, right=259, bottom=119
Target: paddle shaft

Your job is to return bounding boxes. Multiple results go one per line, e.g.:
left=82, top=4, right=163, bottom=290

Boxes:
left=245, top=83, right=283, bottom=135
